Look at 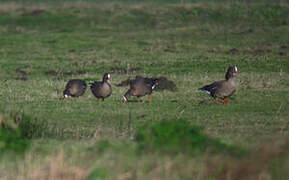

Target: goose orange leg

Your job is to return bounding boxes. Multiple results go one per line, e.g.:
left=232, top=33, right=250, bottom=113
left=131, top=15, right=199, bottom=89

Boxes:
left=219, top=98, right=223, bottom=103
left=137, top=97, right=141, bottom=103
left=223, top=98, right=228, bottom=104
left=97, top=99, right=101, bottom=103
left=148, top=95, right=152, bottom=103
left=215, top=98, right=221, bottom=104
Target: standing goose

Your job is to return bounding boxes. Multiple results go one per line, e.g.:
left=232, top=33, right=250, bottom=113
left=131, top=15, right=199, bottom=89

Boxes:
left=198, top=66, right=240, bottom=104
left=90, top=73, right=112, bottom=102
left=122, top=76, right=158, bottom=103
left=63, top=79, right=87, bottom=98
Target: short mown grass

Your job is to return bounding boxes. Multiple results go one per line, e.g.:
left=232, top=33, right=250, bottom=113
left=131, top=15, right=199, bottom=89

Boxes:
left=0, top=0, right=288, bottom=179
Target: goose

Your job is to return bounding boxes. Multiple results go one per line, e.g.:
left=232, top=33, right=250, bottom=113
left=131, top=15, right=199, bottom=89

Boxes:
left=122, top=76, right=157, bottom=103
left=198, top=66, right=240, bottom=104
left=90, top=73, right=112, bottom=102
left=63, top=79, right=87, bottom=98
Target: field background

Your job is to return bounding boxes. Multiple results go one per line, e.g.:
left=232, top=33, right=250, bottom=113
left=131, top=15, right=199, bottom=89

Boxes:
left=0, top=0, right=288, bottom=179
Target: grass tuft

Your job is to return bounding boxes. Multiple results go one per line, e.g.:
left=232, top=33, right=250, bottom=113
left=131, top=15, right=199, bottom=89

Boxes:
left=0, top=113, right=30, bottom=153
left=136, top=120, right=244, bottom=156
left=86, top=167, right=109, bottom=180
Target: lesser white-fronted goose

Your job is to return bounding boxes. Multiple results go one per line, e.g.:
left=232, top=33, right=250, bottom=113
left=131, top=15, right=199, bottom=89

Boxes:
left=90, top=73, right=112, bottom=102
left=198, top=66, right=240, bottom=104
left=63, top=79, right=87, bottom=98
left=122, top=76, right=157, bottom=103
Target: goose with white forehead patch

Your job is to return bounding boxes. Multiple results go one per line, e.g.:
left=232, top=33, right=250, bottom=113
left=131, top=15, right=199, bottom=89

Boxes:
left=198, top=66, right=240, bottom=104
left=90, top=73, right=112, bottom=102
left=122, top=76, right=158, bottom=103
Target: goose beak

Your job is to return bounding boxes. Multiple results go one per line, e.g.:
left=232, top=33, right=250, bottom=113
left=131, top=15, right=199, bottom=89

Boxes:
left=234, top=66, right=240, bottom=73
left=235, top=70, right=240, bottom=77
left=122, top=96, right=127, bottom=103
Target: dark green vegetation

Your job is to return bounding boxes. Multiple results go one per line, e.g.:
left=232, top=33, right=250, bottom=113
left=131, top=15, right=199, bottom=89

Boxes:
left=136, top=120, right=245, bottom=156
left=0, top=114, right=30, bottom=153
left=0, top=0, right=288, bottom=179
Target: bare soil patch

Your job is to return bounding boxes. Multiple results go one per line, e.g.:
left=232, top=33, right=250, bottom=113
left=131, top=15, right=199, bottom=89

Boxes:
left=22, top=9, right=46, bottom=16
left=14, top=68, right=27, bottom=81
left=280, top=45, right=289, bottom=50
left=226, top=48, right=240, bottom=55
left=226, top=48, right=271, bottom=56
left=44, top=70, right=85, bottom=76
left=279, top=52, right=287, bottom=56
left=233, top=28, right=253, bottom=35
left=111, top=67, right=143, bottom=74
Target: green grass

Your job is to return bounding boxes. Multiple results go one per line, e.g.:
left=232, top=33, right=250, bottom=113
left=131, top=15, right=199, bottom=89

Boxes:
left=0, top=0, right=289, bottom=179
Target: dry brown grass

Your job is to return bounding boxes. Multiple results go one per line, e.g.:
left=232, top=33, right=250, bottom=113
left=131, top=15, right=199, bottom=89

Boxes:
left=0, top=2, right=48, bottom=14
left=0, top=152, right=90, bottom=180
left=0, top=138, right=288, bottom=179
left=205, top=140, right=289, bottom=180
left=0, top=2, right=108, bottom=15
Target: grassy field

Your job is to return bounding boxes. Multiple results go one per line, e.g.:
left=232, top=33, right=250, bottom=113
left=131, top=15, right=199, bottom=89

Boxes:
left=0, top=0, right=289, bottom=179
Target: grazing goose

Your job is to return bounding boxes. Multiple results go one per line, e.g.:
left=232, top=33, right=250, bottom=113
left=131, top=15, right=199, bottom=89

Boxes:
left=122, top=76, right=158, bottom=103
left=90, top=73, right=112, bottom=102
left=198, top=66, right=240, bottom=104
left=63, top=79, right=87, bottom=98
